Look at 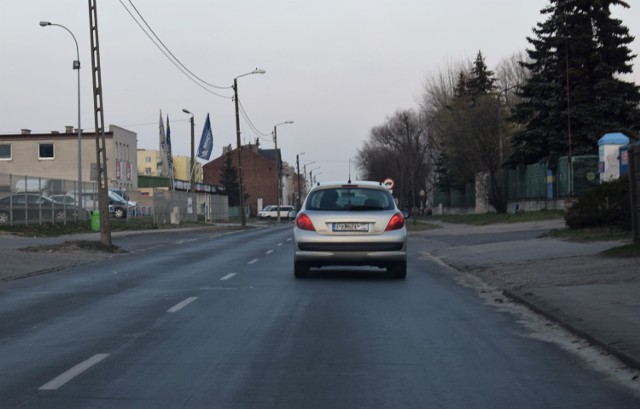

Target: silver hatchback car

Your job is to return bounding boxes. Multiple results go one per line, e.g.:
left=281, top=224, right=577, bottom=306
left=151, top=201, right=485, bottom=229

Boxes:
left=293, top=181, right=407, bottom=278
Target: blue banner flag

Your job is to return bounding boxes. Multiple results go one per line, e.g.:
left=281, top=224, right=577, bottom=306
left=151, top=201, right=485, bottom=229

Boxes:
left=166, top=115, right=174, bottom=172
left=197, top=113, right=214, bottom=160
left=159, top=110, right=169, bottom=177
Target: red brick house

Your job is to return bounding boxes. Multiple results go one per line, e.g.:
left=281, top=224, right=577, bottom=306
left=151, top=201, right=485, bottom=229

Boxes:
left=203, top=144, right=280, bottom=216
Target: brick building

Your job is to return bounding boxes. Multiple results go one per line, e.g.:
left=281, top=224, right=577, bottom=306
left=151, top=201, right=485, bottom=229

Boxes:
left=203, top=144, right=280, bottom=216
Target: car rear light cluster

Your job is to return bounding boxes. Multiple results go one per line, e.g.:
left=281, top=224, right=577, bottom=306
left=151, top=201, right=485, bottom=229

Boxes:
left=385, top=212, right=405, bottom=231
left=296, top=213, right=316, bottom=231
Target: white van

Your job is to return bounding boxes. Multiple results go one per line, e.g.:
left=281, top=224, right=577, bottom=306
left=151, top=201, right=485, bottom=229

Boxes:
left=257, top=205, right=295, bottom=220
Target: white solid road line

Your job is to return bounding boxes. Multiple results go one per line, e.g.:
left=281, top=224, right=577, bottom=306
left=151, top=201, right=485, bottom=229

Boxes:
left=220, top=273, right=236, bottom=281
left=39, top=353, right=110, bottom=391
left=167, top=296, right=198, bottom=313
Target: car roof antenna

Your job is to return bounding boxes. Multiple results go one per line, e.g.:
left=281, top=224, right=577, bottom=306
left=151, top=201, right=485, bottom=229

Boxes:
left=348, top=158, right=352, bottom=184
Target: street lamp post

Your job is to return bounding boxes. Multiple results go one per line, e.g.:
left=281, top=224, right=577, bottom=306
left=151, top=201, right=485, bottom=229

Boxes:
left=303, top=161, right=316, bottom=196
left=233, top=68, right=266, bottom=226
left=182, top=109, right=195, bottom=191
left=309, top=166, right=321, bottom=187
left=40, top=21, right=83, bottom=216
left=273, top=121, right=294, bottom=222
left=296, top=152, right=305, bottom=209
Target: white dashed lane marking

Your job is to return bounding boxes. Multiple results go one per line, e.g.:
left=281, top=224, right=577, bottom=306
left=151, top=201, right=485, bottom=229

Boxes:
left=220, top=273, right=236, bottom=281
left=248, top=259, right=259, bottom=265
left=40, top=353, right=110, bottom=391
left=266, top=249, right=274, bottom=255
left=167, top=297, right=198, bottom=313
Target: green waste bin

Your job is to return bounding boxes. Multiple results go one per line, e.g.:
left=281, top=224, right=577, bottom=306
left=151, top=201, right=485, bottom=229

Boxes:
left=91, top=210, right=100, bottom=232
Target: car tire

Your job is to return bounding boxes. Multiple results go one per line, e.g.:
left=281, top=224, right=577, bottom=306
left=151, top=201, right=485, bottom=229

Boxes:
left=54, top=209, right=67, bottom=222
left=294, top=261, right=309, bottom=278
left=0, top=211, right=9, bottom=224
left=114, top=208, right=126, bottom=219
left=389, top=261, right=407, bottom=279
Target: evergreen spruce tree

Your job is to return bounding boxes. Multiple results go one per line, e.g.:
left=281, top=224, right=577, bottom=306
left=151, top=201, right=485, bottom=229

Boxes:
left=509, top=0, right=640, bottom=166
left=454, top=71, right=467, bottom=98
left=219, top=151, right=240, bottom=206
left=466, top=51, right=496, bottom=101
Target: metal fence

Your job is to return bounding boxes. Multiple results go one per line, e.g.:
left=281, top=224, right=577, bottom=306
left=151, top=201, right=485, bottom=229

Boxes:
left=433, top=155, right=601, bottom=211
left=0, top=173, right=94, bottom=225
left=0, top=173, right=229, bottom=226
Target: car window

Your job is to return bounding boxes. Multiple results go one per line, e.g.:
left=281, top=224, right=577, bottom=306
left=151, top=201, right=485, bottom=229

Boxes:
left=307, top=188, right=394, bottom=211
left=27, top=195, right=44, bottom=205
left=11, top=196, right=27, bottom=205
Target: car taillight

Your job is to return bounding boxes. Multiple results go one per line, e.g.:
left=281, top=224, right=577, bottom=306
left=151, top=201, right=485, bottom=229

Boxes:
left=296, top=213, right=316, bottom=231
left=385, top=212, right=405, bottom=231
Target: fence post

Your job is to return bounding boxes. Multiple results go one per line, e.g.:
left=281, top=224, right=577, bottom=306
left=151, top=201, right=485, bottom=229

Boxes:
left=629, top=142, right=640, bottom=243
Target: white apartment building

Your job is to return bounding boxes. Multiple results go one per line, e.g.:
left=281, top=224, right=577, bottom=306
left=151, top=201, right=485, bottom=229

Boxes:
left=0, top=125, right=138, bottom=190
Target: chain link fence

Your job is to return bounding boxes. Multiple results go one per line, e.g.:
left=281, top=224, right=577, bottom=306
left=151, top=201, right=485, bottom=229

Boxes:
left=0, top=173, right=229, bottom=226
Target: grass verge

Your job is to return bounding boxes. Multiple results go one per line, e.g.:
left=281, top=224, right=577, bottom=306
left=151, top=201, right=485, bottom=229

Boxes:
left=0, top=216, right=235, bottom=237
left=600, top=242, right=640, bottom=258
left=544, top=226, right=632, bottom=242
left=417, top=209, right=566, bottom=226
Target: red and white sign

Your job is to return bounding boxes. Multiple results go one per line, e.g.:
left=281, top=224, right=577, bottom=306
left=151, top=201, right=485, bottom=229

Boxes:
left=383, top=178, right=394, bottom=190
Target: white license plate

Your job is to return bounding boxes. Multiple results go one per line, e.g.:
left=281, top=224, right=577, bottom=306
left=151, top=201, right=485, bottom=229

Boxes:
left=333, top=223, right=369, bottom=232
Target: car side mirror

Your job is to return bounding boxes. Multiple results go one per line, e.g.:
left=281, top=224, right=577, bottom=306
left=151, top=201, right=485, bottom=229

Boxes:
left=288, top=210, right=298, bottom=220
left=403, top=210, right=410, bottom=219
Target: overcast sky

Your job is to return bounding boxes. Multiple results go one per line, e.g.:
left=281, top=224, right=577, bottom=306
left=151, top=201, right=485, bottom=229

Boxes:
left=1, top=1, right=639, bottom=182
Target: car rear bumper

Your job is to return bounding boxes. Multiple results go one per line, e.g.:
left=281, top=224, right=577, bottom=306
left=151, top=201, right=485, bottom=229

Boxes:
left=294, top=228, right=407, bottom=267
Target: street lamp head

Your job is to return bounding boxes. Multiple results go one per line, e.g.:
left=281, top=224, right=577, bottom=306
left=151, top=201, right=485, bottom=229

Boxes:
left=182, top=108, right=193, bottom=115
left=275, top=120, right=295, bottom=128
left=39, top=21, right=52, bottom=27
left=236, top=68, right=267, bottom=81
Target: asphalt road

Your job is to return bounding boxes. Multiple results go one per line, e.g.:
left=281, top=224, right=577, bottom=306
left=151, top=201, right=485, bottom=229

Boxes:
left=0, top=225, right=638, bottom=408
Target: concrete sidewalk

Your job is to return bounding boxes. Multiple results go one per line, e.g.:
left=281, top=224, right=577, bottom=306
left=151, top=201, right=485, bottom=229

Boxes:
left=421, top=219, right=640, bottom=370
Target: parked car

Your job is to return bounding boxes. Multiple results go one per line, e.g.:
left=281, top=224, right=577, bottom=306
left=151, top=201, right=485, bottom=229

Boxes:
left=107, top=191, right=128, bottom=219
left=293, top=181, right=408, bottom=278
left=0, top=193, right=82, bottom=223
left=65, top=191, right=129, bottom=219
left=110, top=189, right=137, bottom=207
left=109, top=190, right=137, bottom=208
left=50, top=194, right=78, bottom=206
left=257, top=205, right=296, bottom=220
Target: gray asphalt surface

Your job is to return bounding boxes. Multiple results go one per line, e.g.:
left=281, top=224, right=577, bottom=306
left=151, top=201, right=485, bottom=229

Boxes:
left=1, top=219, right=638, bottom=374
left=1, top=222, right=638, bottom=408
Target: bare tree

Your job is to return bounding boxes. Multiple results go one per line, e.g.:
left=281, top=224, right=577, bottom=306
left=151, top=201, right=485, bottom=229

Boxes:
left=419, top=53, right=525, bottom=213
left=356, top=109, right=432, bottom=211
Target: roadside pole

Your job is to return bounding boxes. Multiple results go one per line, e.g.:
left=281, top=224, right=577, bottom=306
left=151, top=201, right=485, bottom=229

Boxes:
left=629, top=142, right=640, bottom=243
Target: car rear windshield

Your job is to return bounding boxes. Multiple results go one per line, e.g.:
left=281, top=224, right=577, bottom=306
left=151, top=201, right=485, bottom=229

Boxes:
left=306, top=187, right=395, bottom=211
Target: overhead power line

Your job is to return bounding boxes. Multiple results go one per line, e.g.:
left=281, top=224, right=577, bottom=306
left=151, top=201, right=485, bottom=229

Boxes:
left=118, top=1, right=271, bottom=145
left=119, top=0, right=233, bottom=99
left=238, top=100, right=271, bottom=139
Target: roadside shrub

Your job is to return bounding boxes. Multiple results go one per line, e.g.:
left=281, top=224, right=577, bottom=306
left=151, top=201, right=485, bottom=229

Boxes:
left=565, top=176, right=631, bottom=230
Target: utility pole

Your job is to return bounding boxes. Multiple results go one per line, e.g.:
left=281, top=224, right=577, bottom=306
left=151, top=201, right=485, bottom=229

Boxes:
left=233, top=78, right=246, bottom=226
left=88, top=0, right=111, bottom=246
left=296, top=154, right=303, bottom=209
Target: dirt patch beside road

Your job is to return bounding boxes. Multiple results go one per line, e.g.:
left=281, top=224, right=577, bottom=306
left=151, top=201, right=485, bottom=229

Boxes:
left=19, top=240, right=126, bottom=254
left=466, top=254, right=640, bottom=291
